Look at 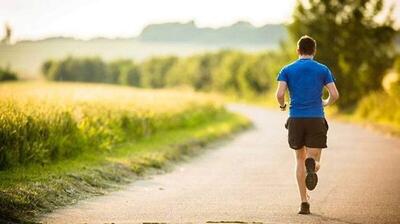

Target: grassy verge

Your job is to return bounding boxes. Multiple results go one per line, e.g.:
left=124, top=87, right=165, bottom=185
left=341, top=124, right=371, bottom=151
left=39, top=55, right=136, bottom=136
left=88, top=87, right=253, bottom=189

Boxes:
left=328, top=94, right=400, bottom=137
left=330, top=113, right=400, bottom=137
left=0, top=82, right=226, bottom=170
left=0, top=110, right=250, bottom=223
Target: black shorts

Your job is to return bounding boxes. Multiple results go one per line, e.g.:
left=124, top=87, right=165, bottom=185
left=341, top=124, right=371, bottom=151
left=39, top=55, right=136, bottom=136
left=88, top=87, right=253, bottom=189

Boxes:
left=285, top=118, right=329, bottom=150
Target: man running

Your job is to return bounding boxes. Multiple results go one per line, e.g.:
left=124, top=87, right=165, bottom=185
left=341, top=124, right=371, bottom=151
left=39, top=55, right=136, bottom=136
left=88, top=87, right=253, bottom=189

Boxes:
left=275, top=35, right=339, bottom=215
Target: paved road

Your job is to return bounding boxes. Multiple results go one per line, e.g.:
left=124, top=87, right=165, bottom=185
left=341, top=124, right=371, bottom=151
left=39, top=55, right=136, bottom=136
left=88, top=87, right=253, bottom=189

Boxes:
left=41, top=104, right=400, bottom=224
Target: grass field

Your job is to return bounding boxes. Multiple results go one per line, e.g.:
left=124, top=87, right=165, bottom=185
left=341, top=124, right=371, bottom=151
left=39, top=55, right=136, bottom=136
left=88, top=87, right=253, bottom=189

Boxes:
left=0, top=82, right=226, bottom=169
left=0, top=82, right=250, bottom=222
left=348, top=91, right=400, bottom=136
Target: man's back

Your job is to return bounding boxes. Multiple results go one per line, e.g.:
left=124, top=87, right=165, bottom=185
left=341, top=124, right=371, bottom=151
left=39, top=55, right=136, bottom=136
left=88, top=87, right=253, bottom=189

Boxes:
left=277, top=58, right=334, bottom=118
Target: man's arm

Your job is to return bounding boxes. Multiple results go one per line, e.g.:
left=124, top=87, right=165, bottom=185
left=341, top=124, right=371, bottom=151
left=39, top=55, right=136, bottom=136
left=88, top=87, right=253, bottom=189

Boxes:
left=323, top=82, right=339, bottom=107
left=276, top=81, right=288, bottom=110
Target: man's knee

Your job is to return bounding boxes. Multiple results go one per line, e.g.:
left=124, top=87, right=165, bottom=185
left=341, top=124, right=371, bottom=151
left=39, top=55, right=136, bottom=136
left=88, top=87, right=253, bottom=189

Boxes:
left=296, top=156, right=306, bottom=168
left=295, top=147, right=307, bottom=159
left=306, top=148, right=321, bottom=160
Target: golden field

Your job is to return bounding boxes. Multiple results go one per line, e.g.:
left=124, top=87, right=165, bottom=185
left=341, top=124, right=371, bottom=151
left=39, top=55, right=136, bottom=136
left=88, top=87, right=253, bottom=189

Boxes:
left=0, top=82, right=224, bottom=169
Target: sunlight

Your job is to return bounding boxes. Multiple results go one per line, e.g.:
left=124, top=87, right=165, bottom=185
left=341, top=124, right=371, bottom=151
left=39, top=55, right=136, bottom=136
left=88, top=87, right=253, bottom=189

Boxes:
left=0, top=0, right=296, bottom=40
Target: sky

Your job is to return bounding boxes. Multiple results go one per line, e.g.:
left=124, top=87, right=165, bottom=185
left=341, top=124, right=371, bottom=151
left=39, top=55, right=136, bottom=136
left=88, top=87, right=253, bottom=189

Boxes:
left=0, top=0, right=399, bottom=41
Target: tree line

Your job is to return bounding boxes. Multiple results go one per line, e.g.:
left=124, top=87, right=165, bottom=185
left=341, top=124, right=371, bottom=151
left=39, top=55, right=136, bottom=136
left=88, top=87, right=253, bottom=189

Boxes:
left=42, top=50, right=290, bottom=98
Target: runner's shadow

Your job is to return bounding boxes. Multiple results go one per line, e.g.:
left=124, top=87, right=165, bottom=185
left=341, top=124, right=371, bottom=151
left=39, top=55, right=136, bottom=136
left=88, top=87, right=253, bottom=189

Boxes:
left=206, top=221, right=263, bottom=224
left=310, top=213, right=362, bottom=224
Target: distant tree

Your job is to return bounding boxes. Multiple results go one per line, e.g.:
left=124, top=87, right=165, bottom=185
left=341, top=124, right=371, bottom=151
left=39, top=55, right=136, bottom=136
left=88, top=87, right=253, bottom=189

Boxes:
left=289, top=0, right=398, bottom=107
left=43, top=57, right=109, bottom=83
left=165, top=58, right=197, bottom=87
left=164, top=54, right=218, bottom=90
left=0, top=67, right=18, bottom=81
left=118, top=64, right=141, bottom=86
left=140, top=56, right=178, bottom=88
left=81, top=58, right=109, bottom=82
left=193, top=54, right=219, bottom=91
left=109, top=60, right=134, bottom=84
left=1, top=23, right=12, bottom=44
left=41, top=60, right=55, bottom=77
left=212, top=51, right=247, bottom=94
left=236, top=53, right=277, bottom=96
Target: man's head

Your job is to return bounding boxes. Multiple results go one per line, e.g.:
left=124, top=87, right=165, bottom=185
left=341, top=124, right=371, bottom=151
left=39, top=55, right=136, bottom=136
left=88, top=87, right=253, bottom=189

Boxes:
left=297, top=35, right=316, bottom=56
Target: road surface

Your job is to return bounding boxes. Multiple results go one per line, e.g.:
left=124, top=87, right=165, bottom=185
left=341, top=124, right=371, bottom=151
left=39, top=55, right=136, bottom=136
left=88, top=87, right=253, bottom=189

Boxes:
left=41, top=104, right=400, bottom=224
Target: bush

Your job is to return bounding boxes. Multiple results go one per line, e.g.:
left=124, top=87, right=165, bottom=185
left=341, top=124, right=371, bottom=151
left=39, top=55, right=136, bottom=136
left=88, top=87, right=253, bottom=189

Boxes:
left=140, top=56, right=178, bottom=88
left=42, top=57, right=110, bottom=83
left=0, top=67, right=18, bottom=81
left=356, top=91, right=400, bottom=129
left=109, top=60, right=141, bottom=86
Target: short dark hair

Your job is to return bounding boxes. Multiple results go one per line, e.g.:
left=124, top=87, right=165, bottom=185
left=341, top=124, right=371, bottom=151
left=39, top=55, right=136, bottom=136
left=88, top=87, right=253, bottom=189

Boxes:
left=297, top=35, right=316, bottom=55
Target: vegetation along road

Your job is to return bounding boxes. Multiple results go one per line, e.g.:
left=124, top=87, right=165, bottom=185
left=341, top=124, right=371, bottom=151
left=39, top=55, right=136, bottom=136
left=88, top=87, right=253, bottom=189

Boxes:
left=41, top=104, right=400, bottom=224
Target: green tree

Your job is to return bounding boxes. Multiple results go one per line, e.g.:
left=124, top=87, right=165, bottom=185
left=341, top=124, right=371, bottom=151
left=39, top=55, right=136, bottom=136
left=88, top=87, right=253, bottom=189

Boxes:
left=43, top=57, right=110, bottom=83
left=140, top=56, right=178, bottom=88
left=289, top=0, right=398, bottom=107
left=212, top=51, right=246, bottom=94
left=192, top=53, right=220, bottom=91
left=0, top=67, right=18, bottom=81
left=109, top=60, right=141, bottom=86
left=41, top=60, right=55, bottom=78
left=165, top=57, right=197, bottom=87
left=165, top=54, right=219, bottom=91
left=120, top=65, right=141, bottom=87
left=108, top=60, right=126, bottom=83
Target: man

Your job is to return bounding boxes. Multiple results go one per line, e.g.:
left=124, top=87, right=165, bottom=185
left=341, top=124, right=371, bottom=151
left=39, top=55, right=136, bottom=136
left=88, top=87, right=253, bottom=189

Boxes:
left=275, top=35, right=339, bottom=215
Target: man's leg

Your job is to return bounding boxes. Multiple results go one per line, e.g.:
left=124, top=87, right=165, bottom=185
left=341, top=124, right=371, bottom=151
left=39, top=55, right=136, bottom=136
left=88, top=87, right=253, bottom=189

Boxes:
left=306, top=148, right=322, bottom=172
left=295, top=147, right=307, bottom=202
left=304, top=147, right=322, bottom=191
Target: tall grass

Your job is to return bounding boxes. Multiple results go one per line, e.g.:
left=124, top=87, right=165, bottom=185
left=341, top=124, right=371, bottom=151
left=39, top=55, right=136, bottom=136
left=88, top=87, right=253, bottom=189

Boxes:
left=355, top=91, right=400, bottom=133
left=0, top=82, right=224, bottom=170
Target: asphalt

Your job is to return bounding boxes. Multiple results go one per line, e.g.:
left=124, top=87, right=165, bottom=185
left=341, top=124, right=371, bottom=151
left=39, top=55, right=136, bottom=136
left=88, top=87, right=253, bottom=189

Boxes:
left=40, top=104, right=400, bottom=224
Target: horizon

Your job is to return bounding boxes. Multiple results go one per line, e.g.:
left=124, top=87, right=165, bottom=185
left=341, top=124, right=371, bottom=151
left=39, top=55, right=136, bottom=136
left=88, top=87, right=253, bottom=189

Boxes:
left=1, top=0, right=399, bottom=41
left=8, top=20, right=286, bottom=42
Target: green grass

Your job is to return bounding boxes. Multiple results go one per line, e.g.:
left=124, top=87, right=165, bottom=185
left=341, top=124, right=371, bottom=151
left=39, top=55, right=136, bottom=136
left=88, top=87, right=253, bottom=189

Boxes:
left=330, top=91, right=400, bottom=136
left=0, top=110, right=250, bottom=223
left=0, top=82, right=225, bottom=170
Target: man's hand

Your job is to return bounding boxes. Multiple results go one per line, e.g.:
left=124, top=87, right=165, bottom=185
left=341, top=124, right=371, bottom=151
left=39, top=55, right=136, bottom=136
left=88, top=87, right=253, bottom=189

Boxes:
left=322, top=99, right=329, bottom=107
left=276, top=81, right=287, bottom=110
left=323, top=82, right=339, bottom=107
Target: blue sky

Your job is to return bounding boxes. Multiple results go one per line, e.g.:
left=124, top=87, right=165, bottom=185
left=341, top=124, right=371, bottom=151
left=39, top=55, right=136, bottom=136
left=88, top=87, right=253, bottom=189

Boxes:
left=0, top=0, right=398, bottom=40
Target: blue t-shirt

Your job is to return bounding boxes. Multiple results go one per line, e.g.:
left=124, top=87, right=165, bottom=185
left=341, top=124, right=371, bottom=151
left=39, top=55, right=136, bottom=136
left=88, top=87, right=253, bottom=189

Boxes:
left=277, top=58, right=335, bottom=118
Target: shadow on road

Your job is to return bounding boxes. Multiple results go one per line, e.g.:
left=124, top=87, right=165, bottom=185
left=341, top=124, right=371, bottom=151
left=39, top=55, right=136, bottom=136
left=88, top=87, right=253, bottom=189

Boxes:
left=206, top=221, right=263, bottom=224
left=310, top=213, right=362, bottom=224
